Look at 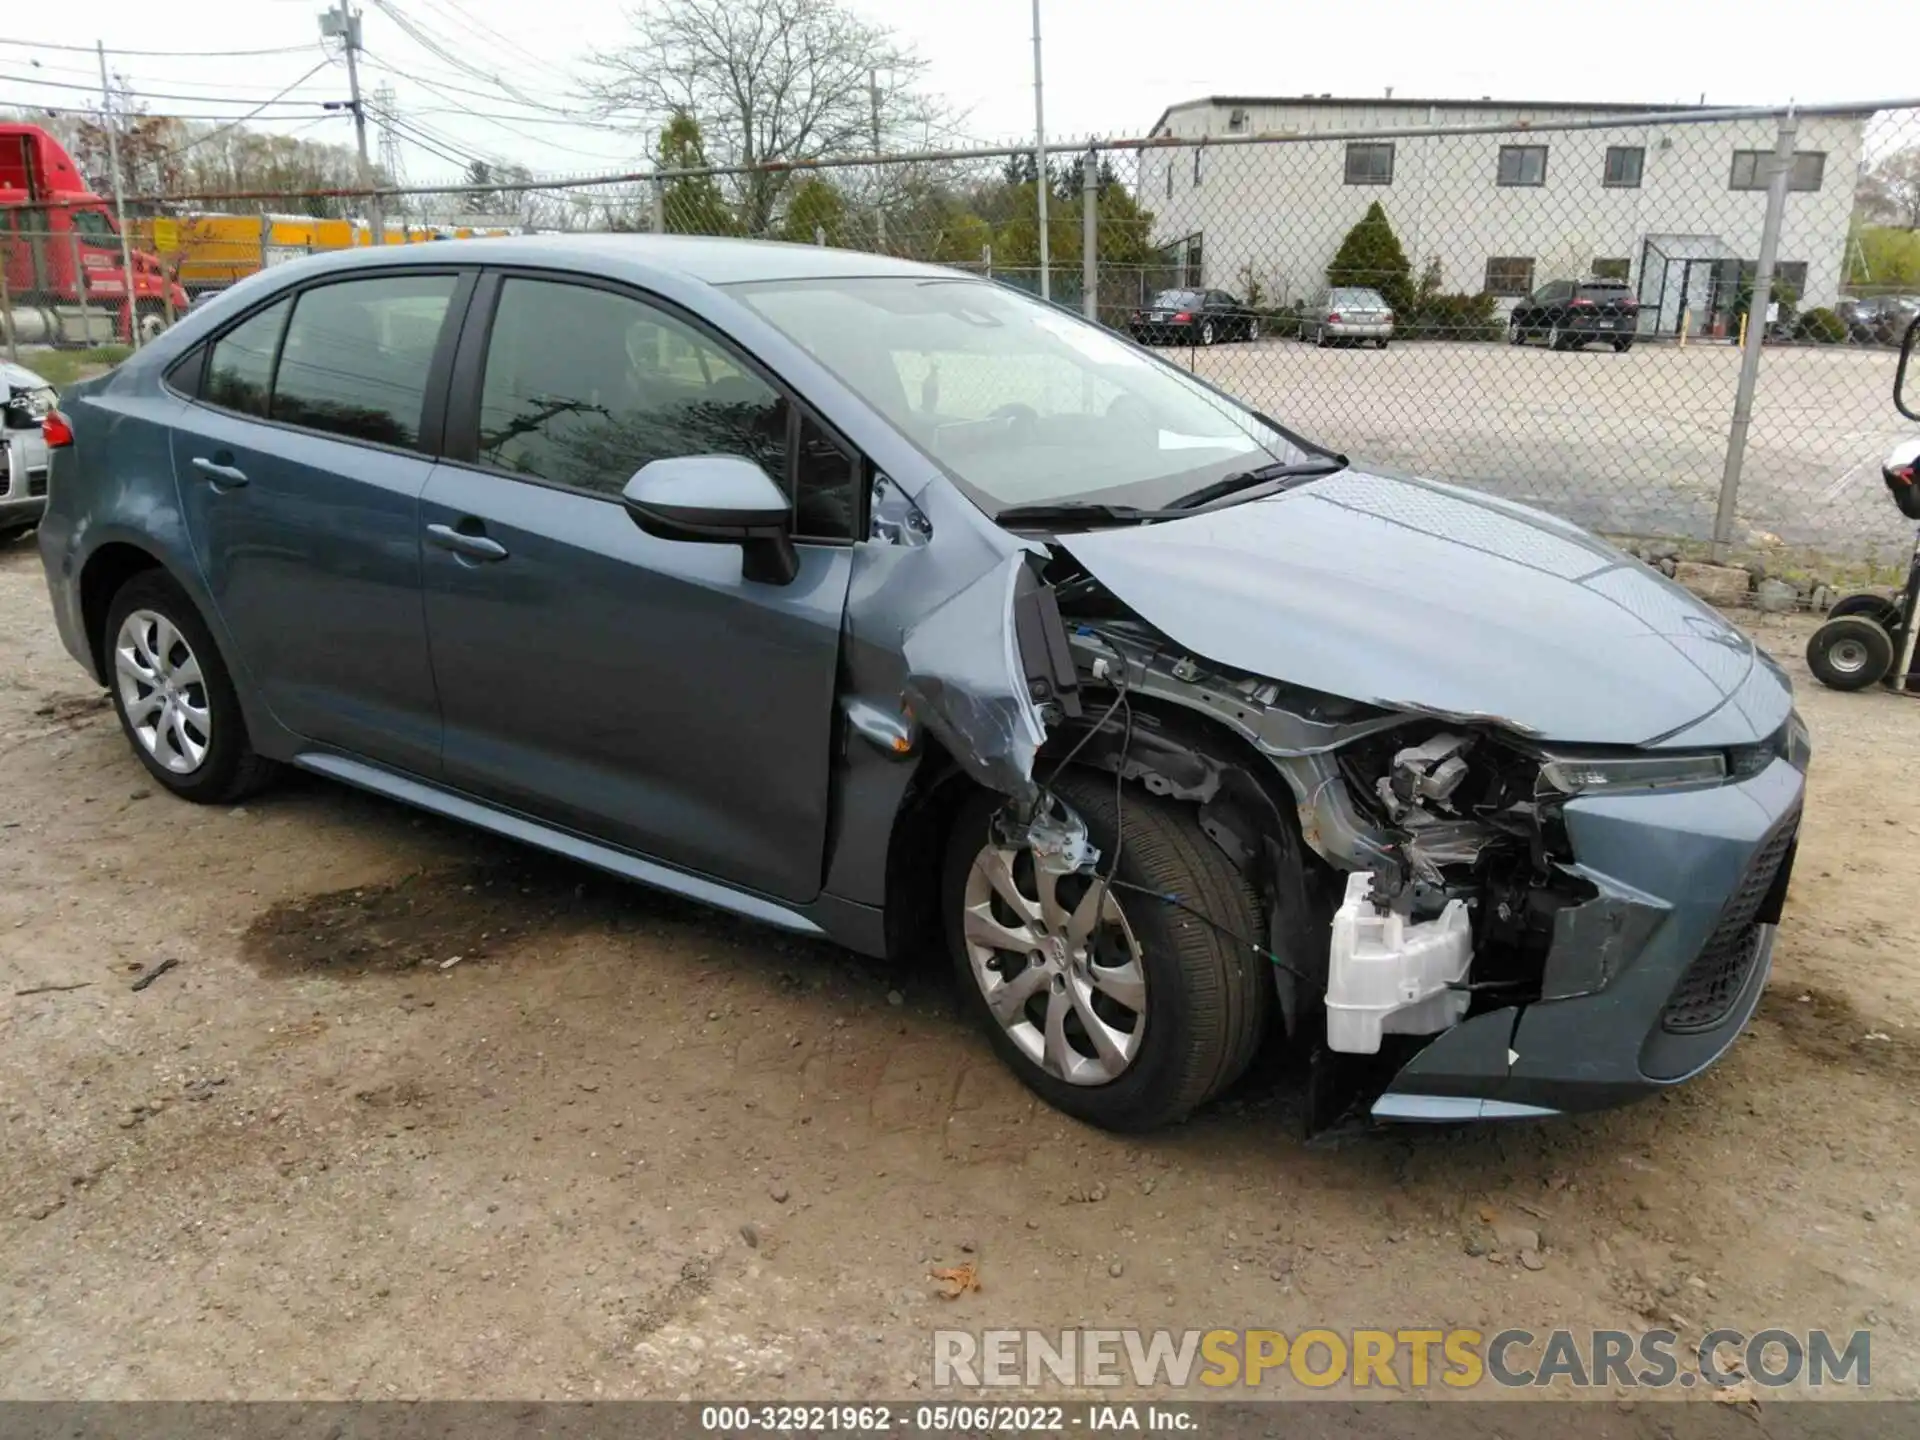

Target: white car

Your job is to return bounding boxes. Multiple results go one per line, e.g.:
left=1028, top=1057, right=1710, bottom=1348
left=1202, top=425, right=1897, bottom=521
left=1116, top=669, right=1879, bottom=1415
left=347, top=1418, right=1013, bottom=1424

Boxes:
left=1, top=361, right=56, bottom=541
left=1299, top=286, right=1395, bottom=347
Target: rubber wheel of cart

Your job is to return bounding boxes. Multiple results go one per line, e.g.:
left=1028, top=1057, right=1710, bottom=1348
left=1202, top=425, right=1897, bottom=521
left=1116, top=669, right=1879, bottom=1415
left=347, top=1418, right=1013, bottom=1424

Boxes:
left=1806, top=615, right=1895, bottom=692
left=1827, top=592, right=1901, bottom=630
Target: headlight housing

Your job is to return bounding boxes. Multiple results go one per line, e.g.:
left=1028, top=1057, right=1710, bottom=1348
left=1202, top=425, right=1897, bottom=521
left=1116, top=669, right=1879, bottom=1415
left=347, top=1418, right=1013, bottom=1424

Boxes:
left=1538, top=753, right=1727, bottom=796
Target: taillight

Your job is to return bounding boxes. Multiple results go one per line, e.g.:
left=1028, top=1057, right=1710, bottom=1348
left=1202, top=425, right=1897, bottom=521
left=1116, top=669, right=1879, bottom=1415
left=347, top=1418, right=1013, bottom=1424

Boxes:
left=1327, top=312, right=1342, bottom=323
left=1568, top=298, right=1594, bottom=309
left=41, top=410, right=74, bottom=448
left=1382, top=312, right=1394, bottom=324
left=1173, top=311, right=1192, bottom=323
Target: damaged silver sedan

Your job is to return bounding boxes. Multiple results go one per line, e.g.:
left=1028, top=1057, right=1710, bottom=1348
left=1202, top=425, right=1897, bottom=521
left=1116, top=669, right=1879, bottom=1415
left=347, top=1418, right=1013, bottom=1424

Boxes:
left=39, top=237, right=1809, bottom=1131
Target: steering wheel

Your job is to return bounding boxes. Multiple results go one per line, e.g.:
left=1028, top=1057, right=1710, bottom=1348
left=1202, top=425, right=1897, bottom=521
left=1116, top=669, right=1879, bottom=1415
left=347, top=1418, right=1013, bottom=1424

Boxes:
left=990, top=402, right=1040, bottom=432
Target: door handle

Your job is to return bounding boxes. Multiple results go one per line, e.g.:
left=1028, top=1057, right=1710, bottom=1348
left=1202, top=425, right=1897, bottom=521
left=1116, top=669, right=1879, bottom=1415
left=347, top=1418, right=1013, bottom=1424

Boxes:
left=426, top=522, right=508, bottom=563
left=191, top=456, right=249, bottom=488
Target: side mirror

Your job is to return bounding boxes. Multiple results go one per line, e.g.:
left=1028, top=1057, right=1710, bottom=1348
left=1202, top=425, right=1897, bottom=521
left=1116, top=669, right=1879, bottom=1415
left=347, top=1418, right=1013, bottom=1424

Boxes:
left=621, top=455, right=798, bottom=586
left=1899, top=313, right=1920, bottom=423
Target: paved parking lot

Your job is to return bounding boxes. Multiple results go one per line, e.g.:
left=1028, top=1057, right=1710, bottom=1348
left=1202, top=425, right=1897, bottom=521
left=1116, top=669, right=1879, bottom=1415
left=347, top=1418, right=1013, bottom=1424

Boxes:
left=1182, top=338, right=1910, bottom=563
left=3, top=534, right=1919, bottom=1403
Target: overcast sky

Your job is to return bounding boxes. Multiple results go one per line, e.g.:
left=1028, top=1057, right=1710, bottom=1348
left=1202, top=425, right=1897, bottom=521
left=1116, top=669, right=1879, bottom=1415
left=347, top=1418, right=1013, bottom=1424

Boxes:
left=2, top=0, right=1913, bottom=186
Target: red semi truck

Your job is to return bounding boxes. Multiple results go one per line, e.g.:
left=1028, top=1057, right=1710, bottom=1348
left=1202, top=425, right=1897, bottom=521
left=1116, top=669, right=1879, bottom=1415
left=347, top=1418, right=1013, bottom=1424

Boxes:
left=1, top=122, right=188, bottom=347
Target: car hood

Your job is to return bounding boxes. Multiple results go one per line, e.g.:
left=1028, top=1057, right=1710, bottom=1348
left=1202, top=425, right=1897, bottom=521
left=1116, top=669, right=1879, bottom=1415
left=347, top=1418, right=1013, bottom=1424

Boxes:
left=1058, top=468, right=1766, bottom=747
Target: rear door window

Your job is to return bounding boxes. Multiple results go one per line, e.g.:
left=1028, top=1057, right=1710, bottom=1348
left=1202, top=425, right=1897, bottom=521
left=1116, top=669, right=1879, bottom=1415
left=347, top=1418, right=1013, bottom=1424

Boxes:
left=202, top=298, right=291, bottom=419
left=270, top=274, right=458, bottom=448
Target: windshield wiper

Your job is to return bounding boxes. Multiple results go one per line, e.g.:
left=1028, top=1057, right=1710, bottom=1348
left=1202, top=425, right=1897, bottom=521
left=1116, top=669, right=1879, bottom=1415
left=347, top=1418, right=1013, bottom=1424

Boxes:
left=1164, top=456, right=1347, bottom=511
left=991, top=500, right=1170, bottom=530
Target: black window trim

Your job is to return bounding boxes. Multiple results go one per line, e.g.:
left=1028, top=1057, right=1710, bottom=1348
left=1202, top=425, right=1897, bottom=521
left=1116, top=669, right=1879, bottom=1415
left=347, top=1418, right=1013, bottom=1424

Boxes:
left=1603, top=145, right=1645, bottom=189
left=442, top=264, right=865, bottom=546
left=167, top=266, right=478, bottom=461
left=1496, top=144, right=1548, bottom=188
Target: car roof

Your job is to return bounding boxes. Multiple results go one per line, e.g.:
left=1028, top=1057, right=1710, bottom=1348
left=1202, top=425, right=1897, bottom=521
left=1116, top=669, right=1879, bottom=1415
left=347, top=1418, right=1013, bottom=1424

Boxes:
left=249, top=232, right=956, bottom=288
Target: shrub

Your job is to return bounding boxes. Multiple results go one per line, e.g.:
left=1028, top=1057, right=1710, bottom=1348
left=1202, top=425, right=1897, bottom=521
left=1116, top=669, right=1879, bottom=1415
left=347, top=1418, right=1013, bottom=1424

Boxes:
left=1793, top=307, right=1848, bottom=344
left=1326, top=201, right=1414, bottom=316
left=1404, top=291, right=1502, bottom=341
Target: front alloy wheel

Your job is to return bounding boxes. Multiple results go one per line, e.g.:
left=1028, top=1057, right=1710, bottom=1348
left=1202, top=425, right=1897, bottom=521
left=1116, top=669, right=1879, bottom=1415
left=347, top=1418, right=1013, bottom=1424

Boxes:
left=943, top=770, right=1271, bottom=1131
left=961, top=843, right=1148, bottom=1085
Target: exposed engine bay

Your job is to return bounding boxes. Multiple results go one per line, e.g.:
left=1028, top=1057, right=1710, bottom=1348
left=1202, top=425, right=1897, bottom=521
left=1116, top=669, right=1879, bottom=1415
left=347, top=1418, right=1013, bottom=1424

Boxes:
left=986, top=556, right=1609, bottom=1127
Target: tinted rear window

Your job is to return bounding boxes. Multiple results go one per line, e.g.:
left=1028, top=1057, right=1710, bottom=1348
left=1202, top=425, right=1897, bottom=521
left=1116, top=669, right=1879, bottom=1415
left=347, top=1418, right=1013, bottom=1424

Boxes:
left=202, top=298, right=290, bottom=419
left=1151, top=291, right=1203, bottom=308
left=1578, top=284, right=1633, bottom=301
left=271, top=274, right=457, bottom=448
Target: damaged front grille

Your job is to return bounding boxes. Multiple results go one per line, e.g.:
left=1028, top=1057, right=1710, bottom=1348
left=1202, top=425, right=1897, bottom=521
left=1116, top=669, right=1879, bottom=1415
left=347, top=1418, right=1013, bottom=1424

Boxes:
left=1660, top=813, right=1798, bottom=1034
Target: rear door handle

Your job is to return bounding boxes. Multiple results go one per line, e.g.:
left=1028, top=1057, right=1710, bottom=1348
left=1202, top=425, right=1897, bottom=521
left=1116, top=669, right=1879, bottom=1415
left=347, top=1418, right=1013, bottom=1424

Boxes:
left=426, top=522, right=508, bottom=563
left=191, top=456, right=249, bottom=488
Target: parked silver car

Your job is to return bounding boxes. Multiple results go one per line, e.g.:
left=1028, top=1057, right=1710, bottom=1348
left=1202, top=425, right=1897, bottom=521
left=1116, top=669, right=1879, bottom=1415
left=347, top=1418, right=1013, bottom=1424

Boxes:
left=1299, top=286, right=1395, bottom=347
left=1, top=361, right=56, bottom=541
left=38, top=237, right=1807, bottom=1133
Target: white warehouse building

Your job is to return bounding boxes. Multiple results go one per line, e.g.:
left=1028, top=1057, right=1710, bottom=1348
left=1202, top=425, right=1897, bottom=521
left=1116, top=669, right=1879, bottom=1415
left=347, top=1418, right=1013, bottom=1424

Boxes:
left=1135, top=97, right=1867, bottom=333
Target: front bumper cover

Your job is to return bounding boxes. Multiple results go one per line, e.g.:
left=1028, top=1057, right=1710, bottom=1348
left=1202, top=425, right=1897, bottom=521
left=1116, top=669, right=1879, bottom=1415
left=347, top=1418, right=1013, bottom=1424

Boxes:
left=1375, top=754, right=1804, bottom=1117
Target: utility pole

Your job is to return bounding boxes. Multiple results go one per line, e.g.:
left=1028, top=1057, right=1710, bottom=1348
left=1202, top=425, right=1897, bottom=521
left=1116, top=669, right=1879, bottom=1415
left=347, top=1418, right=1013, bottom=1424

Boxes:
left=869, top=69, right=886, bottom=252
left=95, top=42, right=143, bottom=348
left=1030, top=0, right=1049, bottom=302
left=322, top=2, right=383, bottom=244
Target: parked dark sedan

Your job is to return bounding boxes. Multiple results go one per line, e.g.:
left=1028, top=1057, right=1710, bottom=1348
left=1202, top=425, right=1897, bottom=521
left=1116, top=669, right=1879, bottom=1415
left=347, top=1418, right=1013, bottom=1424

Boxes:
left=1838, top=294, right=1920, bottom=347
left=1510, top=278, right=1640, bottom=351
left=1128, top=288, right=1259, bottom=345
left=38, top=236, right=1806, bottom=1133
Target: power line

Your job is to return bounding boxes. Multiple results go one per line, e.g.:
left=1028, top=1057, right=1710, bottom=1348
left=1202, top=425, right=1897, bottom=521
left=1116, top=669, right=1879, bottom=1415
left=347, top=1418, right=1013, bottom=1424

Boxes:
left=0, top=37, right=324, bottom=59
left=406, top=0, right=576, bottom=89
left=154, top=61, right=337, bottom=159
left=358, top=57, right=646, bottom=160
left=367, top=0, right=562, bottom=115
left=0, top=70, right=337, bottom=107
left=10, top=104, right=350, bottom=123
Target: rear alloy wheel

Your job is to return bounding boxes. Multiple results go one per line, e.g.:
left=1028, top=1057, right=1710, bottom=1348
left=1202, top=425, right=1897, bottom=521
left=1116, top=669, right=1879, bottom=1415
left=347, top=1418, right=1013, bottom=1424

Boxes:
left=1314, top=326, right=1329, bottom=348
left=1200, top=320, right=1216, bottom=346
left=104, top=571, right=279, bottom=802
left=944, top=769, right=1270, bottom=1131
left=1509, top=321, right=1525, bottom=345
left=1548, top=323, right=1565, bottom=350
left=1246, top=317, right=1260, bottom=341
left=1806, top=615, right=1895, bottom=691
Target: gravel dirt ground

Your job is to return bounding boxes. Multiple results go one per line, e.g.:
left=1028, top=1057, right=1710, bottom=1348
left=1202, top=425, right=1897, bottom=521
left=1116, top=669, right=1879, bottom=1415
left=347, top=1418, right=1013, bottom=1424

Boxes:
left=1, top=530, right=1917, bottom=1405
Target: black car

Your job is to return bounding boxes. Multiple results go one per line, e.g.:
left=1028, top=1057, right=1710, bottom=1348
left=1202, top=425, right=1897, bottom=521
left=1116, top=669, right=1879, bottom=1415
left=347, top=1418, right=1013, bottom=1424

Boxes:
left=1837, top=294, right=1920, bottom=347
left=1128, top=289, right=1259, bottom=345
left=1509, top=279, right=1640, bottom=352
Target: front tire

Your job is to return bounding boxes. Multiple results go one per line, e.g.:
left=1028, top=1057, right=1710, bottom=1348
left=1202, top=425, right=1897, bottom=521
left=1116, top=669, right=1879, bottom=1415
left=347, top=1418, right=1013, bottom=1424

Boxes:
left=1806, top=615, right=1894, bottom=691
left=1548, top=323, right=1566, bottom=351
left=1200, top=320, right=1216, bottom=347
left=103, top=570, right=279, bottom=803
left=943, top=769, right=1270, bottom=1131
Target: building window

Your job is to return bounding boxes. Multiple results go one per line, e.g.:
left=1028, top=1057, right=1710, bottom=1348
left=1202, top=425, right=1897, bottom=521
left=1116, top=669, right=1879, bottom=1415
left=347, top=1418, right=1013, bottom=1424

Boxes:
left=1496, top=145, right=1547, bottom=187
left=1730, top=150, right=1826, bottom=192
left=1227, top=107, right=1249, bottom=134
left=1485, top=256, right=1535, bottom=297
left=1591, top=258, right=1631, bottom=282
left=1603, top=146, right=1644, bottom=188
left=1344, top=142, right=1394, bottom=185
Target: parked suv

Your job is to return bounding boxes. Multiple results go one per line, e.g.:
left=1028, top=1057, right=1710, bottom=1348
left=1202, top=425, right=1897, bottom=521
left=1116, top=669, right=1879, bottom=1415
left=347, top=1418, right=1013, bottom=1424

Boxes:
left=1, top=361, right=56, bottom=541
left=1298, top=287, right=1394, bottom=347
left=1510, top=279, right=1640, bottom=351
left=1838, top=294, right=1920, bottom=347
left=37, top=237, right=1806, bottom=1133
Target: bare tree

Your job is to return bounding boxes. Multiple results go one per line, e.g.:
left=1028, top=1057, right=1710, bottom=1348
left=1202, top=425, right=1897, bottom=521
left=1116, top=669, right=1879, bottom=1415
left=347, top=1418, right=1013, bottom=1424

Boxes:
left=1857, top=147, right=1920, bottom=230
left=584, top=0, right=945, bottom=234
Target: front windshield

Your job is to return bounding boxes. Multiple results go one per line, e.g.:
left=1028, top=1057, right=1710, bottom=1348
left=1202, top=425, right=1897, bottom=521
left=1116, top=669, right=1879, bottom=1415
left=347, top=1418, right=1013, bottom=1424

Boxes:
left=732, top=276, right=1313, bottom=512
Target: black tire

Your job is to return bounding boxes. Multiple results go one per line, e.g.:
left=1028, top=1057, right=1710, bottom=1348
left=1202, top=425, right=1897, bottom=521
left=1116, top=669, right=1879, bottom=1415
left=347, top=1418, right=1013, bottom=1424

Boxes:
left=1314, top=326, right=1329, bottom=348
left=102, top=570, right=280, bottom=803
left=0, top=523, right=34, bottom=545
left=1200, top=320, right=1216, bottom=347
left=1548, top=323, right=1565, bottom=351
left=1828, top=592, right=1901, bottom=629
left=1613, top=338, right=1634, bottom=353
left=1509, top=321, right=1525, bottom=345
left=1805, top=615, right=1895, bottom=691
left=943, top=769, right=1270, bottom=1131
left=1375, top=337, right=1389, bottom=349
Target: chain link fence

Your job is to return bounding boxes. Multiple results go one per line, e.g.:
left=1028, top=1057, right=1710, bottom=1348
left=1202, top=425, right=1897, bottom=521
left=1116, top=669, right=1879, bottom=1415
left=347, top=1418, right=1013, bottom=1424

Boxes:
left=6, top=99, right=1919, bottom=568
